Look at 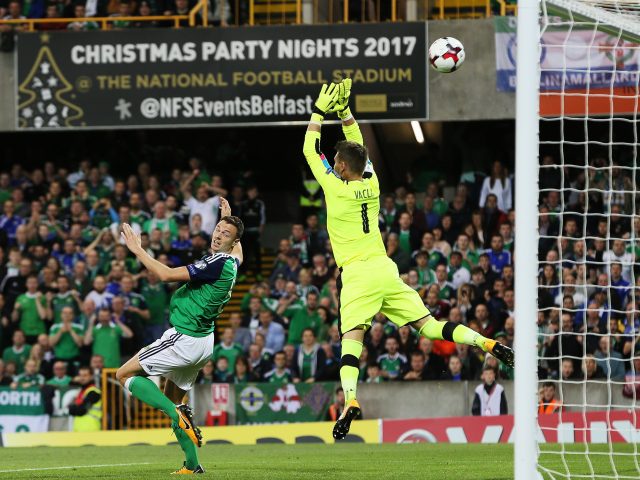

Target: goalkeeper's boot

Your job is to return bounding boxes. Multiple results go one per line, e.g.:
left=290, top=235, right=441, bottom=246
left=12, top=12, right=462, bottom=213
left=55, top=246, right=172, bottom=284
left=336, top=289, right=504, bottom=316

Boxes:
left=332, top=399, right=361, bottom=441
left=171, top=462, right=205, bottom=475
left=175, top=404, right=203, bottom=447
left=484, top=340, right=515, bottom=368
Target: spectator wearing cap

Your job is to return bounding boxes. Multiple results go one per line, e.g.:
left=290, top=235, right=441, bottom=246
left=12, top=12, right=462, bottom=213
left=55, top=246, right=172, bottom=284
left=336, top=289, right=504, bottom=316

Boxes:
left=472, top=366, right=508, bottom=416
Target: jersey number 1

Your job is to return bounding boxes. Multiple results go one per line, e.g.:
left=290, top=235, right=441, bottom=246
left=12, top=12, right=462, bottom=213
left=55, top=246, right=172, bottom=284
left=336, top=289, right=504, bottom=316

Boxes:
left=361, top=203, right=370, bottom=233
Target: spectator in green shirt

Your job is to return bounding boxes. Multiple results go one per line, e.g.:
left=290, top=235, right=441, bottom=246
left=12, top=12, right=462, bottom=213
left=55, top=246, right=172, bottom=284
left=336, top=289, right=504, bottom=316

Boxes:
left=212, top=328, right=244, bottom=375
left=49, top=307, right=84, bottom=362
left=83, top=307, right=134, bottom=368
left=11, top=359, right=45, bottom=388
left=12, top=275, right=48, bottom=342
left=286, top=291, right=322, bottom=346
left=47, top=275, right=82, bottom=324
left=2, top=330, right=31, bottom=375
left=141, top=272, right=169, bottom=344
left=46, top=361, right=72, bottom=387
left=143, top=201, right=178, bottom=242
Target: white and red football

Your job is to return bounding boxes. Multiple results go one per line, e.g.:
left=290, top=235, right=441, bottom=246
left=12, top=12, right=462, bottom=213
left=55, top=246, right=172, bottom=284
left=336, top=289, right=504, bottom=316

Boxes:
left=428, top=37, right=466, bottom=73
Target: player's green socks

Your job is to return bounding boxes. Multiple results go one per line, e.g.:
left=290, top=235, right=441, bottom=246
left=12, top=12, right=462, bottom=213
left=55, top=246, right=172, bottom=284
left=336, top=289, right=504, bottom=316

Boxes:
left=173, top=422, right=200, bottom=470
left=340, top=338, right=363, bottom=403
left=418, top=317, right=487, bottom=349
left=127, top=376, right=179, bottom=423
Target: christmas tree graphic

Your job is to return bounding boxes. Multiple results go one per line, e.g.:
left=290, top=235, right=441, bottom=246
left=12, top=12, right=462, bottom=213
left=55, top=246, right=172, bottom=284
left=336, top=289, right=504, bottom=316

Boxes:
left=18, top=33, right=84, bottom=129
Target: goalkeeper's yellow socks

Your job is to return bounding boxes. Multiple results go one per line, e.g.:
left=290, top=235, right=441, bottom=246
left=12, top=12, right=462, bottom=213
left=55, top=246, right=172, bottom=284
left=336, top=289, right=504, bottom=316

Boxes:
left=126, top=376, right=179, bottom=423
left=340, top=338, right=363, bottom=403
left=418, top=317, right=487, bottom=349
left=172, top=422, right=200, bottom=470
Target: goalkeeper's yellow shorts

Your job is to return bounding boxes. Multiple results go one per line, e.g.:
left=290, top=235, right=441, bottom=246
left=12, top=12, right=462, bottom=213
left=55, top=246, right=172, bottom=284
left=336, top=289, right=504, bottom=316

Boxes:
left=337, top=255, right=431, bottom=335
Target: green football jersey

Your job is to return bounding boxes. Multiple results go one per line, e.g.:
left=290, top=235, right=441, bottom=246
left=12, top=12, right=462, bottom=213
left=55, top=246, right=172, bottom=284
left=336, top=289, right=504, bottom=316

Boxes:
left=377, top=353, right=407, bottom=380
left=51, top=293, right=79, bottom=324
left=170, top=253, right=238, bottom=337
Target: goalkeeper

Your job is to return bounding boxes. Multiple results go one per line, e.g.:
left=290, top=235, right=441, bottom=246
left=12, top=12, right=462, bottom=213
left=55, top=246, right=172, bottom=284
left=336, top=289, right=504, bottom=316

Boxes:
left=302, top=80, right=515, bottom=440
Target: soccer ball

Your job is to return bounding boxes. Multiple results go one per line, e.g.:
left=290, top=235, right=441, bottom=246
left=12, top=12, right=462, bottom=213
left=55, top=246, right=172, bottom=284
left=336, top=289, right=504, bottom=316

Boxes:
left=428, top=37, right=465, bottom=73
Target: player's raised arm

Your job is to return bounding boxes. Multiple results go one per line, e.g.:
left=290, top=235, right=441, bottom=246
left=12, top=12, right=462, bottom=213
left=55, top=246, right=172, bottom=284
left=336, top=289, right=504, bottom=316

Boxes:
left=121, top=223, right=190, bottom=282
left=219, top=197, right=243, bottom=266
left=302, top=83, right=341, bottom=188
left=334, top=79, right=376, bottom=181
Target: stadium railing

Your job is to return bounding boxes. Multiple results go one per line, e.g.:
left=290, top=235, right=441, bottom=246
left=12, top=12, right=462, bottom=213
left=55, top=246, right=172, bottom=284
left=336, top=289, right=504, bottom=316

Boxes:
left=101, top=368, right=171, bottom=430
left=0, top=0, right=207, bottom=30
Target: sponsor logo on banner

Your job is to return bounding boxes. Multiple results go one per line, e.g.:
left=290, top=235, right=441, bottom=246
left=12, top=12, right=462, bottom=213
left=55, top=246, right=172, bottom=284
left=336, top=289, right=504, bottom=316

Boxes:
left=494, top=17, right=640, bottom=93
left=269, top=384, right=301, bottom=414
left=239, top=386, right=264, bottom=414
left=383, top=411, right=640, bottom=444
left=0, top=387, right=50, bottom=433
left=16, top=23, right=428, bottom=129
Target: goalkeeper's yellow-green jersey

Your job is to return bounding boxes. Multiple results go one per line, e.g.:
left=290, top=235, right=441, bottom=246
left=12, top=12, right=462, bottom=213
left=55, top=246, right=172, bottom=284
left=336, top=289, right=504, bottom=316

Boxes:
left=303, top=121, right=386, bottom=268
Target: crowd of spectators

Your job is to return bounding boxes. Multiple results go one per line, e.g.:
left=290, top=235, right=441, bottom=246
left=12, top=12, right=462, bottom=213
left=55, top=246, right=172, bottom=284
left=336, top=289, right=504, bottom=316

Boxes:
left=0, top=157, right=263, bottom=388
left=1, top=154, right=638, bottom=396
left=205, top=156, right=639, bottom=391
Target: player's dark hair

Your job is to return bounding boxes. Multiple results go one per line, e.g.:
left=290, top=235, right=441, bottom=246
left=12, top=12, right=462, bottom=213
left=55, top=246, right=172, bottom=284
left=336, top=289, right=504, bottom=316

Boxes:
left=220, top=215, right=244, bottom=240
left=335, top=140, right=367, bottom=175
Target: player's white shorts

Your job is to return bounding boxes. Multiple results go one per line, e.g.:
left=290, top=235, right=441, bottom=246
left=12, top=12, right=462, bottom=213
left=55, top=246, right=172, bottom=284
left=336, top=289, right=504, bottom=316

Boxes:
left=138, top=327, right=214, bottom=391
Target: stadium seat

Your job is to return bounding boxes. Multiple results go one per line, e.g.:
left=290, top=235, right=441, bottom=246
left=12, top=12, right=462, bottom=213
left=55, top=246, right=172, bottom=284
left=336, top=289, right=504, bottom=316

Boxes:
left=437, top=0, right=491, bottom=19
left=250, top=0, right=300, bottom=25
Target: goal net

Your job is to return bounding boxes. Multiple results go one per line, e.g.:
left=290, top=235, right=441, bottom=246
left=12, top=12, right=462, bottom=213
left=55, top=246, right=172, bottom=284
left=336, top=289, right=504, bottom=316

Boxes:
left=521, top=0, right=640, bottom=478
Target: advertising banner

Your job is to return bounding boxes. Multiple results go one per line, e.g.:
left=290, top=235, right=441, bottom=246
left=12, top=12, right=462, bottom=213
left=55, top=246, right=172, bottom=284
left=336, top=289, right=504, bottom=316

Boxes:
left=2, top=420, right=380, bottom=447
left=0, top=387, right=50, bottom=433
left=16, top=23, right=427, bottom=129
left=494, top=16, right=640, bottom=93
left=235, top=382, right=335, bottom=425
left=383, top=411, right=640, bottom=444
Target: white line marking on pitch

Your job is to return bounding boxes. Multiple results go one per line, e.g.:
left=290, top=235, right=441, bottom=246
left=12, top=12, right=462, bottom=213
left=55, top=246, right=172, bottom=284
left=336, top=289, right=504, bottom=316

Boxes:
left=0, top=462, right=152, bottom=473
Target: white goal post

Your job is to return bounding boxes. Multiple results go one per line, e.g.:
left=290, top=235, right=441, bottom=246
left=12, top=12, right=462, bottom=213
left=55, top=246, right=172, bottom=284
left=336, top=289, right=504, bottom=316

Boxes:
left=515, top=0, right=640, bottom=478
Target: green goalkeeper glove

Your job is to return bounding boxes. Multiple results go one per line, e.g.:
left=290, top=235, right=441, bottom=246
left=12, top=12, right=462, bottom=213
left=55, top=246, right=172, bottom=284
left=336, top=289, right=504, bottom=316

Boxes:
left=330, top=78, right=352, bottom=119
left=313, top=83, right=340, bottom=118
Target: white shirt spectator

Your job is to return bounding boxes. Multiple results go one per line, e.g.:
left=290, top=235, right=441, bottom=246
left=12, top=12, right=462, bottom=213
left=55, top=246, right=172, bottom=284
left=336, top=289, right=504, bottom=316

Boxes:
left=86, top=290, right=114, bottom=310
left=185, top=196, right=220, bottom=235
left=479, top=177, right=513, bottom=212
left=602, top=249, right=634, bottom=282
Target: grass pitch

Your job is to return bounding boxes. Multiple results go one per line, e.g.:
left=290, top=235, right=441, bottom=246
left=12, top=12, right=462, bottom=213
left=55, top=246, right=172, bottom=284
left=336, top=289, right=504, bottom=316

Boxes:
left=1, top=443, right=638, bottom=479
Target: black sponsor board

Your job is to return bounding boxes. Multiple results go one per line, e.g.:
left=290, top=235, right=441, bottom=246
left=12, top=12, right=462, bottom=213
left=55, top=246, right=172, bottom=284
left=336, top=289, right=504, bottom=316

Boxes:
left=16, top=22, right=427, bottom=129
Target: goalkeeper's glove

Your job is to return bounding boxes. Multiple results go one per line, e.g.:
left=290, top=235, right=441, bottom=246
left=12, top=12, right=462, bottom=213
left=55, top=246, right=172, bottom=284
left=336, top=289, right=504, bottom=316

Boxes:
left=313, top=83, right=340, bottom=118
left=330, top=78, right=352, bottom=120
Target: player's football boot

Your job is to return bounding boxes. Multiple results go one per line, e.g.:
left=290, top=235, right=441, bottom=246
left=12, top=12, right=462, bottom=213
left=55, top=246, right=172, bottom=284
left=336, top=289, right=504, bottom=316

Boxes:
left=171, top=462, right=205, bottom=474
left=484, top=340, right=515, bottom=368
left=332, top=399, right=361, bottom=441
left=175, top=404, right=203, bottom=447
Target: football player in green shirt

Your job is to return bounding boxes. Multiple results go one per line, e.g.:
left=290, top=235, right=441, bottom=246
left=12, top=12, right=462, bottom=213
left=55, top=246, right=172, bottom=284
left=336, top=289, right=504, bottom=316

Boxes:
left=116, top=198, right=243, bottom=475
left=304, top=80, right=514, bottom=440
